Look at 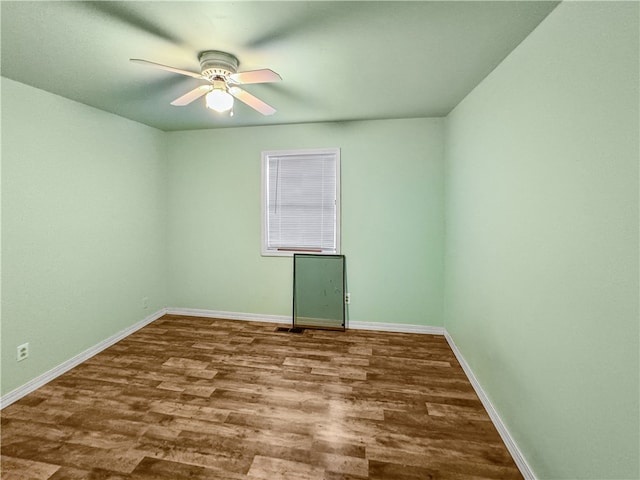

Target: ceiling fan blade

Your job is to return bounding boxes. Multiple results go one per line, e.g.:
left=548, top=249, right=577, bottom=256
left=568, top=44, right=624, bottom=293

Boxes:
left=245, top=6, right=334, bottom=49
left=130, top=59, right=203, bottom=79
left=170, top=85, right=212, bottom=106
left=229, top=69, right=282, bottom=85
left=229, top=87, right=276, bottom=116
left=79, top=2, right=182, bottom=44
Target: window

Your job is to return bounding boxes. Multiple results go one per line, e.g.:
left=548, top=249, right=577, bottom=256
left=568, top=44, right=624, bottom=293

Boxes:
left=262, top=148, right=340, bottom=256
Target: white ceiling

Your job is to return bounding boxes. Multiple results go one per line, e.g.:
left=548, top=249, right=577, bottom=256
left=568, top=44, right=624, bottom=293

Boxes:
left=1, top=1, right=559, bottom=131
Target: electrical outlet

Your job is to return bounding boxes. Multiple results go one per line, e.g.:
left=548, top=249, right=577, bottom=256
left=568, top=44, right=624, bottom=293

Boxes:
left=17, top=343, right=29, bottom=362
left=345, top=293, right=351, bottom=304
left=142, top=297, right=149, bottom=309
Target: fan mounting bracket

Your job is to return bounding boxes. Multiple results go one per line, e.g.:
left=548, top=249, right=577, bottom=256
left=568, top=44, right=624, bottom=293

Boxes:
left=199, top=50, right=239, bottom=81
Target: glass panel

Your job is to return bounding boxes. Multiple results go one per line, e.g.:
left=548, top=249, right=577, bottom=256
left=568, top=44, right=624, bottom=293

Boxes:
left=293, top=254, right=345, bottom=330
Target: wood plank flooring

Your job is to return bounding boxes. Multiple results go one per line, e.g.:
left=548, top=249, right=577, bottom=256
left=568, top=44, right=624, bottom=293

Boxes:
left=1, top=315, right=523, bottom=479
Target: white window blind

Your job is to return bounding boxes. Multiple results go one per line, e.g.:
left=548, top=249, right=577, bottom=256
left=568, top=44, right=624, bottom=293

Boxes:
left=262, top=148, right=340, bottom=256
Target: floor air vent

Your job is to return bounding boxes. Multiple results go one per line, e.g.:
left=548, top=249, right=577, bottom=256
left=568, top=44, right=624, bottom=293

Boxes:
left=275, top=327, right=305, bottom=333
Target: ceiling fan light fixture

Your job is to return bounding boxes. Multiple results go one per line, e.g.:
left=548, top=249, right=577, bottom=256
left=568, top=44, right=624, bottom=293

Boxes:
left=131, top=51, right=280, bottom=116
left=205, top=88, right=234, bottom=113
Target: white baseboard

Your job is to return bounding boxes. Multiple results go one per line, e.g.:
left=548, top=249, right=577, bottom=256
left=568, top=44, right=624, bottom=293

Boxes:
left=348, top=320, right=445, bottom=335
left=0, top=308, right=167, bottom=409
left=165, top=307, right=291, bottom=324
left=444, top=331, right=536, bottom=480
left=167, top=308, right=446, bottom=336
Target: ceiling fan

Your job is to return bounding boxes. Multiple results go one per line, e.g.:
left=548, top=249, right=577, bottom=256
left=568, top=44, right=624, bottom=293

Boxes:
left=130, top=50, right=281, bottom=116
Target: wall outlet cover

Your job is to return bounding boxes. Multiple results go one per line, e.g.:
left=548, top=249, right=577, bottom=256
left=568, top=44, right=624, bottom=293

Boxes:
left=17, top=343, right=29, bottom=362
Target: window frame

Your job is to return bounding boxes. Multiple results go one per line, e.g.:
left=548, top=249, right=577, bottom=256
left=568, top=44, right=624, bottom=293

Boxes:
left=261, top=148, right=341, bottom=257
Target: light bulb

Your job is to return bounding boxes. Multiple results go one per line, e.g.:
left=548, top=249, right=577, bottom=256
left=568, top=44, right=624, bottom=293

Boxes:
left=205, top=89, right=234, bottom=113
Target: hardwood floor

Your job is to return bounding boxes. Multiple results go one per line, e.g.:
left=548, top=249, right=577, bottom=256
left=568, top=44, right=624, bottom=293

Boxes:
left=1, top=315, right=523, bottom=479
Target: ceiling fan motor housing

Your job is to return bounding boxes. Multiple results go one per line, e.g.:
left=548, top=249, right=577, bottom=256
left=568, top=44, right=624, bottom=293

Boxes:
left=199, top=50, right=239, bottom=81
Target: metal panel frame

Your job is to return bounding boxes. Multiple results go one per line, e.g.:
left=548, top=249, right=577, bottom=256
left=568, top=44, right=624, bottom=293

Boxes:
left=293, top=254, right=345, bottom=331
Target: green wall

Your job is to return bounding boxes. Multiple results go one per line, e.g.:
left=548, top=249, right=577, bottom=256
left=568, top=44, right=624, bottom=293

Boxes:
left=444, top=2, right=639, bottom=478
left=0, top=85, right=445, bottom=397
left=1, top=78, right=168, bottom=395
left=166, top=118, right=445, bottom=327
